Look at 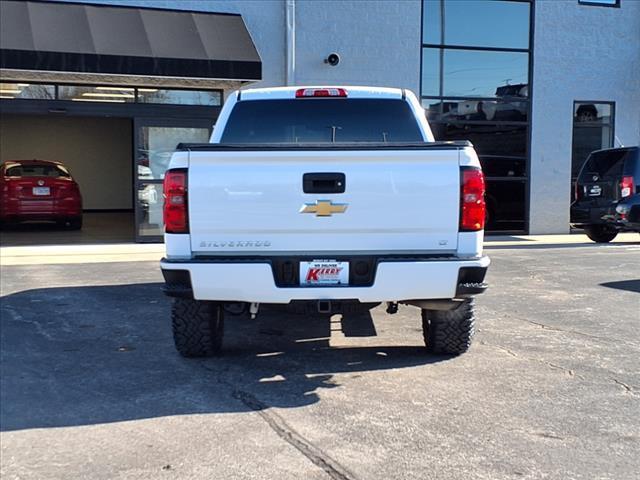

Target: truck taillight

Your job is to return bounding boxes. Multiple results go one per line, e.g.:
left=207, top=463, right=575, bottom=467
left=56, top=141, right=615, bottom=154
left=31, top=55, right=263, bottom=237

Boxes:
left=295, top=88, right=347, bottom=98
left=163, top=169, right=188, bottom=234
left=620, top=176, right=634, bottom=198
left=460, top=167, right=486, bottom=232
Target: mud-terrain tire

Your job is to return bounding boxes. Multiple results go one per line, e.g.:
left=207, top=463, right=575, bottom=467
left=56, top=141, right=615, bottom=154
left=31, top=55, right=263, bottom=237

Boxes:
left=584, top=225, right=618, bottom=243
left=172, top=299, right=224, bottom=357
left=421, top=299, right=475, bottom=355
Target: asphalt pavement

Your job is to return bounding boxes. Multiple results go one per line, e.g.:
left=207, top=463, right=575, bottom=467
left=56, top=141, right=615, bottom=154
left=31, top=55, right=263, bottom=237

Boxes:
left=1, top=238, right=639, bottom=479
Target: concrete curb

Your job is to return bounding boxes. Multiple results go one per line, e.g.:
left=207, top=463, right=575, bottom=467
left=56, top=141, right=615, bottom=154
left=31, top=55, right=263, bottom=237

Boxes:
left=484, top=232, right=639, bottom=247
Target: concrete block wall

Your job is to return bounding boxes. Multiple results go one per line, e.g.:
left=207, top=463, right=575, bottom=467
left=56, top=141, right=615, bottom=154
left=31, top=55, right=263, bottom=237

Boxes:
left=529, top=0, right=640, bottom=233
left=293, top=0, right=421, bottom=94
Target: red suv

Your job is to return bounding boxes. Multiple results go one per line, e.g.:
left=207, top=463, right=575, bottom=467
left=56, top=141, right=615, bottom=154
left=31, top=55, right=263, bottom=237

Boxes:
left=0, top=160, right=83, bottom=229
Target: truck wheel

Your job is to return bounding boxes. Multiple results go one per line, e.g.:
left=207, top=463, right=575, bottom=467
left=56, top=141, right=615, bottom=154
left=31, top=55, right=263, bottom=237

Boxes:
left=421, top=299, right=475, bottom=355
left=171, top=299, right=224, bottom=357
left=584, top=225, right=618, bottom=243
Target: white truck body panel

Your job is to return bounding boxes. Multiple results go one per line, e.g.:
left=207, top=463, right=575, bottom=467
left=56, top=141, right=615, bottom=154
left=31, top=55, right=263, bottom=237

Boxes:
left=187, top=148, right=460, bottom=255
left=162, top=86, right=488, bottom=304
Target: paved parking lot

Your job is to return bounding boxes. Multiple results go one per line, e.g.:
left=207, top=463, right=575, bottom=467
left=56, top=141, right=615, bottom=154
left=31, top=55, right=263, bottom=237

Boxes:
left=1, top=237, right=639, bottom=479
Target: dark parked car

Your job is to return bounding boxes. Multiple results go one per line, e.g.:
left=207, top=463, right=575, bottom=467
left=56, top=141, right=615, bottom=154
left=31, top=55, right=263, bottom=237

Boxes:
left=0, top=160, right=83, bottom=229
left=571, top=146, right=640, bottom=242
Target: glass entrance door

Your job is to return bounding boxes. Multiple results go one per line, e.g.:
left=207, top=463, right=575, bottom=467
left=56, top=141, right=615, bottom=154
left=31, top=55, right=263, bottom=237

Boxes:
left=134, top=118, right=212, bottom=242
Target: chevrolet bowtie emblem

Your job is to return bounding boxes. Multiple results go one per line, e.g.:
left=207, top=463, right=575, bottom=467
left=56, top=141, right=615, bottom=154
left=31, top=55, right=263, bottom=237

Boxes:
left=300, top=200, right=348, bottom=217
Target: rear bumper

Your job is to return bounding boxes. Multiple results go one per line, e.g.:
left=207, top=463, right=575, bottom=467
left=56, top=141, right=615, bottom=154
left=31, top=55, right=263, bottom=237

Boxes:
left=160, top=256, right=490, bottom=303
left=570, top=203, right=615, bottom=226
left=1, top=212, right=81, bottom=221
left=571, top=197, right=640, bottom=230
left=1, top=198, right=82, bottom=220
left=615, top=197, right=640, bottom=227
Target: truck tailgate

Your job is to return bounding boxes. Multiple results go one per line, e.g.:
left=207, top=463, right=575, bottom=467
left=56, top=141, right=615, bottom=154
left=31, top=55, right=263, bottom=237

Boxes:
left=188, top=148, right=460, bottom=254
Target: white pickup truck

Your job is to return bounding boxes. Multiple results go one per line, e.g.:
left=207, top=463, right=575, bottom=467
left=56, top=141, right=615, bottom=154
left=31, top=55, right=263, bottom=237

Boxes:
left=160, top=86, right=489, bottom=357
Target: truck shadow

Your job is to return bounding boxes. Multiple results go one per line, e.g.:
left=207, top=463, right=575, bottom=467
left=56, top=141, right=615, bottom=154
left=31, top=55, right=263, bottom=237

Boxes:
left=600, top=279, right=640, bottom=293
left=1, top=283, right=447, bottom=432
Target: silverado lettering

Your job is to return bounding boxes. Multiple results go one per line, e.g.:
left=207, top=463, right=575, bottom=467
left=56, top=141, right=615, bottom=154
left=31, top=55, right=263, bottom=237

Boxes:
left=199, top=240, right=272, bottom=248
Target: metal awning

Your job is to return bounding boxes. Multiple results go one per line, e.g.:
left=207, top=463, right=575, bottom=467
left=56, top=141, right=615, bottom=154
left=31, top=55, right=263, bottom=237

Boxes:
left=0, top=0, right=262, bottom=84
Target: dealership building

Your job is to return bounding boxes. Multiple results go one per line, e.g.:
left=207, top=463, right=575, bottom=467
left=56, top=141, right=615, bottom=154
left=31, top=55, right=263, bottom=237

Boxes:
left=1, top=0, right=638, bottom=241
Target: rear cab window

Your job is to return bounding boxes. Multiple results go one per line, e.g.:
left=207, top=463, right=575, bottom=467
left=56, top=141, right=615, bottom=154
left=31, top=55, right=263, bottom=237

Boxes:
left=220, top=98, right=424, bottom=144
left=5, top=164, right=70, bottom=178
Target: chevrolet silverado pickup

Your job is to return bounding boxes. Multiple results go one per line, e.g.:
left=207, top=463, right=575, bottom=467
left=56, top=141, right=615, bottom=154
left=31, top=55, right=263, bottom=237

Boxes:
left=160, top=86, right=489, bottom=357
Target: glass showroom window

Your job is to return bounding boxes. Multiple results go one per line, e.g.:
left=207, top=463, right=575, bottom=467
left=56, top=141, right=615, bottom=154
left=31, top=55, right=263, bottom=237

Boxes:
left=0, top=83, right=223, bottom=106
left=137, top=88, right=222, bottom=106
left=571, top=102, right=615, bottom=192
left=58, top=85, right=135, bottom=103
left=0, top=82, right=55, bottom=100
left=422, top=48, right=529, bottom=98
left=421, top=0, right=532, bottom=233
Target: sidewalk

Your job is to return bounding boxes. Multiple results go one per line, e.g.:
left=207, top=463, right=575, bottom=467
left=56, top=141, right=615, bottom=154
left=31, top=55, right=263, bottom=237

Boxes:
left=484, top=232, right=639, bottom=248
left=0, top=243, right=164, bottom=266
left=1, top=233, right=637, bottom=266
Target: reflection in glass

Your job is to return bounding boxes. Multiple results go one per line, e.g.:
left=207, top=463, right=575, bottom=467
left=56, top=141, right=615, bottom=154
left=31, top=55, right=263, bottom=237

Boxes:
left=59, top=85, right=135, bottom=103
left=423, top=99, right=447, bottom=123
left=424, top=93, right=528, bottom=123
left=432, top=123, right=527, bottom=158
left=443, top=49, right=529, bottom=97
left=484, top=179, right=526, bottom=231
left=137, top=183, right=164, bottom=237
left=571, top=102, right=614, bottom=181
left=422, top=0, right=441, bottom=44
left=479, top=156, right=526, bottom=178
left=572, top=127, right=614, bottom=179
left=574, top=102, right=612, bottom=123
left=137, top=89, right=222, bottom=106
left=136, top=125, right=211, bottom=239
left=2, top=83, right=222, bottom=106
left=431, top=120, right=528, bottom=231
left=579, top=0, right=618, bottom=5
left=0, top=83, right=55, bottom=100
left=443, top=0, right=530, bottom=49
left=572, top=126, right=614, bottom=178
left=421, top=48, right=441, bottom=97
left=137, top=127, right=210, bottom=179
left=420, top=0, right=531, bottom=233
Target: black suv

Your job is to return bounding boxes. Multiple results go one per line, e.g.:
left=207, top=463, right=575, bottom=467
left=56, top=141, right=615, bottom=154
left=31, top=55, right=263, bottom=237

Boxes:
left=571, top=146, right=640, bottom=242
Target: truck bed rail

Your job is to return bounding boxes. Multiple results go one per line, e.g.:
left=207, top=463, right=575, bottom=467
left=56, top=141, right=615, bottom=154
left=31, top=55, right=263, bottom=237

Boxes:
left=176, top=141, right=472, bottom=151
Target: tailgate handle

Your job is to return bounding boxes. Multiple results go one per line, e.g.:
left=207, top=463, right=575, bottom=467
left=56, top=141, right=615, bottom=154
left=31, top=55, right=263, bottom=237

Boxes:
left=303, top=173, right=346, bottom=194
